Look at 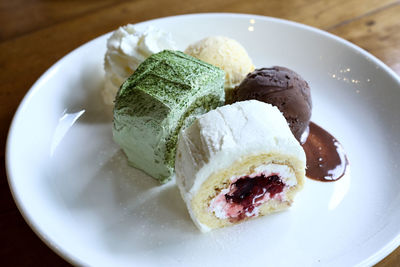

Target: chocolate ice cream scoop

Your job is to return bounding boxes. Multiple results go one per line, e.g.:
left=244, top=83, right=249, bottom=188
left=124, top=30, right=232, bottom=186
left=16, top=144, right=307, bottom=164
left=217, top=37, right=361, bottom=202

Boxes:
left=233, top=66, right=312, bottom=143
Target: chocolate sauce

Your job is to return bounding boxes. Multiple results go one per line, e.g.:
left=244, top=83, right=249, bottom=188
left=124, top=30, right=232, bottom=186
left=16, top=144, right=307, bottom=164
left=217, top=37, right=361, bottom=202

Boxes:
left=225, top=174, right=284, bottom=220
left=302, top=122, right=348, bottom=182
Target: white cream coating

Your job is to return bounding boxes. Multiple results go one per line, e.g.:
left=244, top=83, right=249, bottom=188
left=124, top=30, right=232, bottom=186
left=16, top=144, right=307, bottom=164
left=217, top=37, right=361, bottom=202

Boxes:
left=175, top=100, right=306, bottom=232
left=103, top=25, right=176, bottom=105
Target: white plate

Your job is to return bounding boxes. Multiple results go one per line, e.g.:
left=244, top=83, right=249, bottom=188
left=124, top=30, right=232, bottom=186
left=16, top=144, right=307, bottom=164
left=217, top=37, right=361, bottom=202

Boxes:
left=6, top=13, right=400, bottom=267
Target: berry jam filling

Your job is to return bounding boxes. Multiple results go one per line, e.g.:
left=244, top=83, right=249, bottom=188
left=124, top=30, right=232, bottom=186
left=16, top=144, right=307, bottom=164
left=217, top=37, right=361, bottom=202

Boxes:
left=225, top=174, right=285, bottom=221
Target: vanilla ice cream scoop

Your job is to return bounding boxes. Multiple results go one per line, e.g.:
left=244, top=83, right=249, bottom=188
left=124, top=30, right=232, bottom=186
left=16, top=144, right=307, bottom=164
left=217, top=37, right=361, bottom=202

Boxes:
left=185, top=36, right=255, bottom=102
left=103, top=25, right=176, bottom=105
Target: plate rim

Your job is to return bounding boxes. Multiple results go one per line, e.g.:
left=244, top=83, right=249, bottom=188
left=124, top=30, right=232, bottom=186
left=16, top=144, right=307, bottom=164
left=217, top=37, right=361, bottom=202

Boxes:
left=5, top=12, right=400, bottom=266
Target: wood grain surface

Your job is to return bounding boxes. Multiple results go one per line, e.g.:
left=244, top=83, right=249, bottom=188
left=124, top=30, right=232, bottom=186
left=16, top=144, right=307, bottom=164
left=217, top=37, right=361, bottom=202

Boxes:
left=1, top=0, right=399, bottom=266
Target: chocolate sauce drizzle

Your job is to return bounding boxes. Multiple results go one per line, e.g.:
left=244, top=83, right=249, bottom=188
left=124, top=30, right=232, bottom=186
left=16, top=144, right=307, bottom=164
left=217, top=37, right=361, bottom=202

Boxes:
left=302, top=122, right=348, bottom=182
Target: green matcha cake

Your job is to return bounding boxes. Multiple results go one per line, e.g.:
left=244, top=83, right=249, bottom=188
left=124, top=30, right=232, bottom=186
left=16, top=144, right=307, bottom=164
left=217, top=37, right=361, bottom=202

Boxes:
left=113, top=50, right=225, bottom=183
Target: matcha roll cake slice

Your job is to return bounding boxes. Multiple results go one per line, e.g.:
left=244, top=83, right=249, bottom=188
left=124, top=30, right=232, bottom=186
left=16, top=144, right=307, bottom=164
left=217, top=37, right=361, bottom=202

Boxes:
left=175, top=100, right=306, bottom=232
left=113, top=50, right=225, bottom=183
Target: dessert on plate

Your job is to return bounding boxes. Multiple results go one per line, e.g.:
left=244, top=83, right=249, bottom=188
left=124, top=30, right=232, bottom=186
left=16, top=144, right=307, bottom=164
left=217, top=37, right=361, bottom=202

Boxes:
left=112, top=50, right=225, bottom=183
left=175, top=100, right=306, bottom=232
left=185, top=36, right=254, bottom=104
left=103, top=25, right=176, bottom=105
left=106, top=23, right=346, bottom=231
left=233, top=66, right=312, bottom=143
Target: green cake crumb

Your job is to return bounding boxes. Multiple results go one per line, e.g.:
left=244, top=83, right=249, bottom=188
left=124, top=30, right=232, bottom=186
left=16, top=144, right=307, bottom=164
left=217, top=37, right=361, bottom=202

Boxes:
left=113, top=50, right=225, bottom=183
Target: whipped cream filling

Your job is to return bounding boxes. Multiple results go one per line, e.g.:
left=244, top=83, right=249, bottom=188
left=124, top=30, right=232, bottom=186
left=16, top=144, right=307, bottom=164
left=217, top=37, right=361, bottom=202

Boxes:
left=208, top=164, right=296, bottom=220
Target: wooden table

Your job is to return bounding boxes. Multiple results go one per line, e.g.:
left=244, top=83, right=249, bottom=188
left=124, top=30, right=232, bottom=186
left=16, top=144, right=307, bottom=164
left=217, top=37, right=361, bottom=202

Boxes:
left=1, top=0, right=399, bottom=265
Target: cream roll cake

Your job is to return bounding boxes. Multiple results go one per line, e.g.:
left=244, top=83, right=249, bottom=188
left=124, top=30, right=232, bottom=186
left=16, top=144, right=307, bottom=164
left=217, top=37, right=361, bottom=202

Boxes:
left=175, top=100, right=306, bottom=232
left=113, top=50, right=225, bottom=184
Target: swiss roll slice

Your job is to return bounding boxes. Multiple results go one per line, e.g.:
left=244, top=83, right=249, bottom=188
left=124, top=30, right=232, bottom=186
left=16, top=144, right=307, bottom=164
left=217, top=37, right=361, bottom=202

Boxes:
left=175, top=100, right=306, bottom=232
